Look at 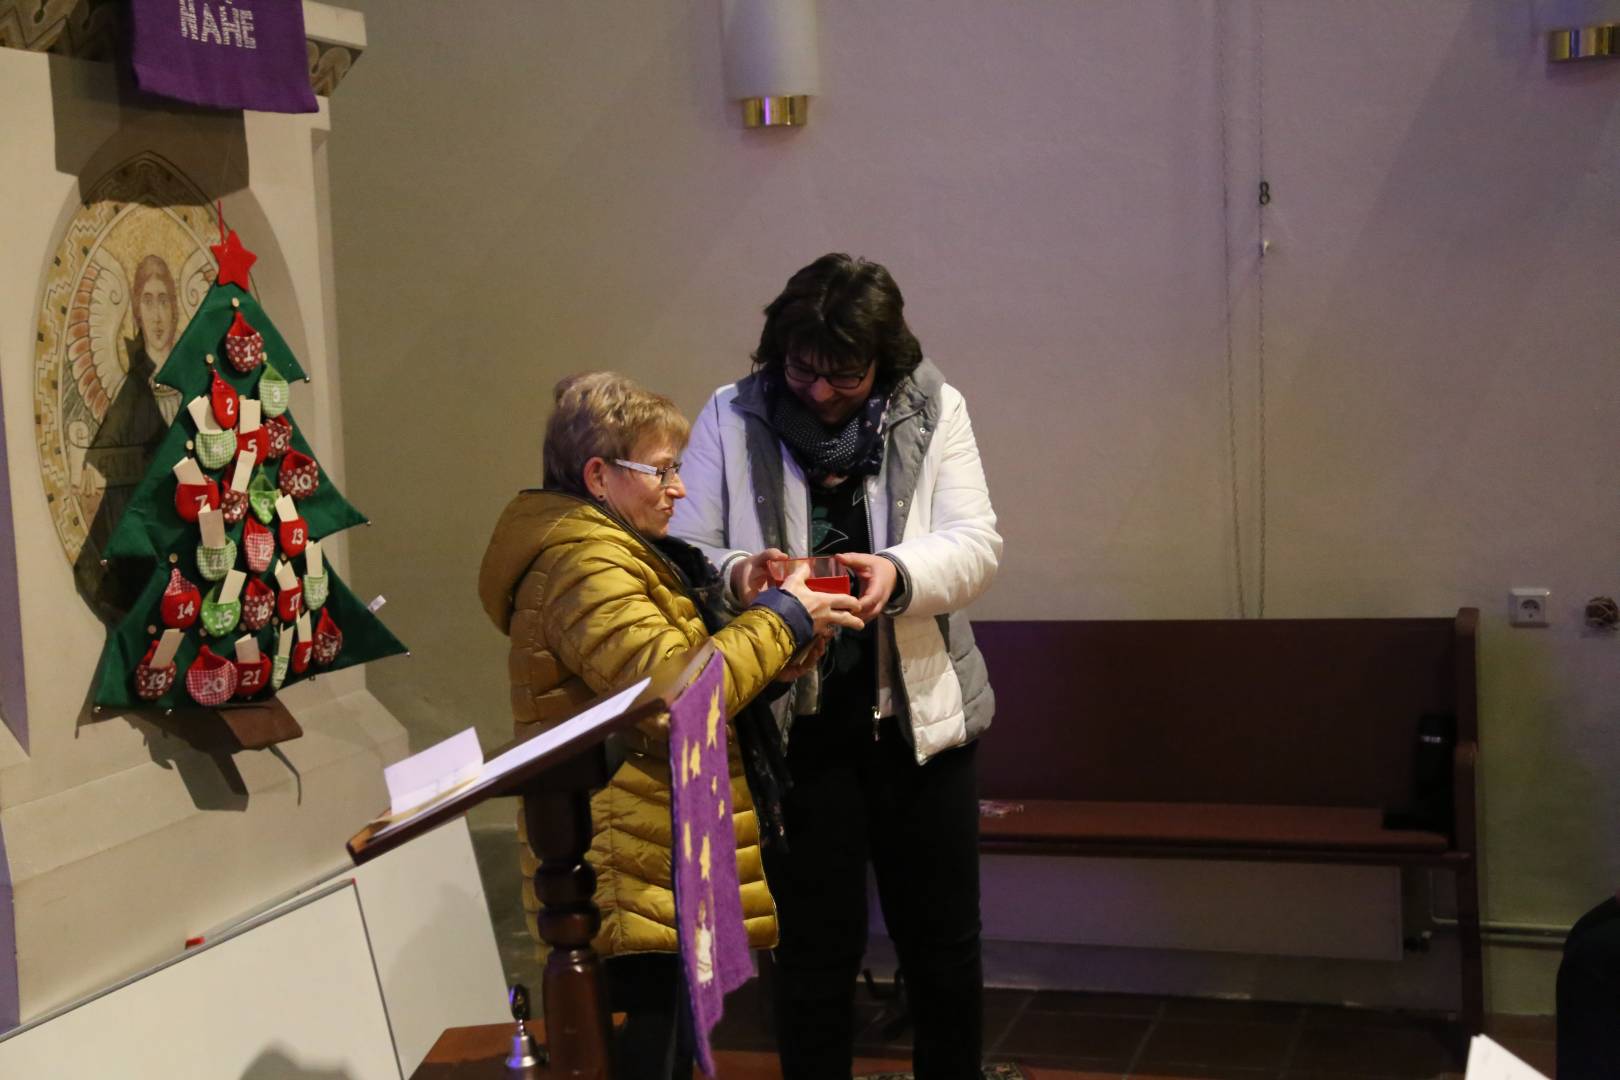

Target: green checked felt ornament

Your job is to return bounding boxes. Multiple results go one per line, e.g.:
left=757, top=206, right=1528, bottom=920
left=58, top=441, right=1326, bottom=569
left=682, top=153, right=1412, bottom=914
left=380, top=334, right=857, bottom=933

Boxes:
left=195, top=428, right=238, bottom=470
left=258, top=363, right=290, bottom=418
left=196, top=537, right=237, bottom=582
left=248, top=472, right=279, bottom=524
left=200, top=583, right=241, bottom=638
left=303, top=572, right=329, bottom=611
left=271, top=652, right=290, bottom=691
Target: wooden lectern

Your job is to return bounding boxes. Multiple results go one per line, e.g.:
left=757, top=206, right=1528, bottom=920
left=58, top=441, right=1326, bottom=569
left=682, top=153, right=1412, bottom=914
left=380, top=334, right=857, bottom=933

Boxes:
left=348, top=644, right=718, bottom=1079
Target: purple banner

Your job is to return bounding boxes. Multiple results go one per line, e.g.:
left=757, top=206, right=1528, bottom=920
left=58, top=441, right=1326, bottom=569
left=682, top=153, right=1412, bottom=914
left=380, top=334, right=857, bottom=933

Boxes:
left=668, top=652, right=752, bottom=1076
left=129, top=0, right=318, bottom=114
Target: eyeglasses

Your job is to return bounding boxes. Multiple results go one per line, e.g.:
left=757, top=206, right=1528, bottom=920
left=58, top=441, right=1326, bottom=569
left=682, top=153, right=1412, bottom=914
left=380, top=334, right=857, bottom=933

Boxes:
left=783, top=359, right=873, bottom=390
left=613, top=458, right=683, bottom=487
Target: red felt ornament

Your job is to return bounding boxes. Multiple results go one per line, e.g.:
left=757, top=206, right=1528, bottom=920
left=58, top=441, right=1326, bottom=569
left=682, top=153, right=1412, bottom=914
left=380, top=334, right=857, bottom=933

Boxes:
left=234, top=655, right=272, bottom=698
left=173, top=477, right=221, bottom=523
left=278, top=516, right=308, bottom=559
left=313, top=609, right=343, bottom=666
left=133, top=640, right=177, bottom=701
left=160, top=569, right=201, bottom=629
left=236, top=425, right=268, bottom=467
left=263, top=414, right=293, bottom=460
left=186, top=645, right=239, bottom=706
left=241, top=577, right=275, bottom=631
left=210, top=370, right=240, bottom=429
left=243, top=516, right=276, bottom=573
left=279, top=450, right=319, bottom=499
left=221, top=487, right=248, bottom=526
left=211, top=225, right=257, bottom=291
left=223, top=310, right=265, bottom=374
left=291, top=637, right=314, bottom=675
left=277, top=582, right=304, bottom=623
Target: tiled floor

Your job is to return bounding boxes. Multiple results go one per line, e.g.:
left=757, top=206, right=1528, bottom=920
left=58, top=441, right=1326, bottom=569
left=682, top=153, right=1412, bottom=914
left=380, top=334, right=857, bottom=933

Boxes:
left=471, top=816, right=1556, bottom=1079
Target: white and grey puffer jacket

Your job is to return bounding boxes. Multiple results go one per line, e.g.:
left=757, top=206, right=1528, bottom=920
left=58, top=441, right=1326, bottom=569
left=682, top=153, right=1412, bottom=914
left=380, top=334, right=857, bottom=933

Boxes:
left=670, top=358, right=1002, bottom=764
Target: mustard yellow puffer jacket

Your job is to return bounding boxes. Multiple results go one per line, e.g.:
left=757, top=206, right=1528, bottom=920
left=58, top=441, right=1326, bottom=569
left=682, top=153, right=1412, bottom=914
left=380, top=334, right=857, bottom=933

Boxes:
left=478, top=490, right=797, bottom=958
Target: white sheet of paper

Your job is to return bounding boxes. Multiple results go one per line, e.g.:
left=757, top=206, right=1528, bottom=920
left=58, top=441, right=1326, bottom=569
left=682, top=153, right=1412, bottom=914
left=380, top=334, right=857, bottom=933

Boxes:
left=172, top=457, right=206, bottom=485
left=277, top=626, right=294, bottom=659
left=235, top=635, right=261, bottom=664
left=276, top=494, right=299, bottom=522
left=484, top=677, right=653, bottom=779
left=384, top=727, right=485, bottom=816
left=187, top=396, right=218, bottom=433
left=297, top=611, right=312, bottom=642
left=151, top=628, right=184, bottom=668
left=219, top=569, right=246, bottom=605
left=230, top=450, right=255, bottom=492
left=238, top=399, right=261, bottom=432
left=1465, top=1036, right=1548, bottom=1080
left=305, top=540, right=323, bottom=576
left=198, top=508, right=226, bottom=548
left=275, top=559, right=298, bottom=590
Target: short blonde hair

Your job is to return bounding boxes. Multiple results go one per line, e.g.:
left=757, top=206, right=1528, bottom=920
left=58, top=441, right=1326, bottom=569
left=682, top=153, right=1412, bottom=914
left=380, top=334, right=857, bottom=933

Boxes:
left=543, top=372, right=691, bottom=496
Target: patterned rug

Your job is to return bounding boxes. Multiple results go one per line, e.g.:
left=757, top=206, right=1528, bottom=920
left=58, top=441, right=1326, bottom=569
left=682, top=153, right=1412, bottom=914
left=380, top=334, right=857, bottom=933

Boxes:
left=855, top=1065, right=1025, bottom=1080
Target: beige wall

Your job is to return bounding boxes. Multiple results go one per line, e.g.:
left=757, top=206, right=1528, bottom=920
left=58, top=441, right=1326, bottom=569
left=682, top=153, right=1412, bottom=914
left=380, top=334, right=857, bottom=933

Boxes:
left=327, top=1, right=1620, bottom=1012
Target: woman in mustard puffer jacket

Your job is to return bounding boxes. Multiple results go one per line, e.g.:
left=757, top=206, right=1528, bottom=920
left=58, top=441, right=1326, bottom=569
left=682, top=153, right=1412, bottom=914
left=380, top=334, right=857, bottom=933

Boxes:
left=478, top=371, right=861, bottom=1078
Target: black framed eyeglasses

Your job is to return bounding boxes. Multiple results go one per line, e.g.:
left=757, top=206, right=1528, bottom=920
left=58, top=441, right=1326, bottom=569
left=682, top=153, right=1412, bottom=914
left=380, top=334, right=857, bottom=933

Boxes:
left=782, top=359, right=873, bottom=390
left=613, top=458, right=683, bottom=487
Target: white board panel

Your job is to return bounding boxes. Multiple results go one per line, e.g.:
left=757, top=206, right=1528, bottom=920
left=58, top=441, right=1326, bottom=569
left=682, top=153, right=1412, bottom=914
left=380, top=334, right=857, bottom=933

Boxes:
left=0, top=883, right=400, bottom=1079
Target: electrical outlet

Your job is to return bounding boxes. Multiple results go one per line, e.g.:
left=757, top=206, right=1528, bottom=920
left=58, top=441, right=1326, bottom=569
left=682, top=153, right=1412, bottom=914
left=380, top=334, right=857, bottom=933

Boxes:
left=1510, top=588, right=1551, bottom=627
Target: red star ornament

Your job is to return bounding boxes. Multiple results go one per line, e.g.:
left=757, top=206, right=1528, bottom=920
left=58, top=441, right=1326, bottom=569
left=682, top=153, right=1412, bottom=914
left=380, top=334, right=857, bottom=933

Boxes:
left=211, top=229, right=257, bottom=290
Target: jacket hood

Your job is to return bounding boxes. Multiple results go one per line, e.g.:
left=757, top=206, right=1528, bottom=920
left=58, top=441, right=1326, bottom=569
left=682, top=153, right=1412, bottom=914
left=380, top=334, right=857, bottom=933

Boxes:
left=478, top=489, right=621, bottom=634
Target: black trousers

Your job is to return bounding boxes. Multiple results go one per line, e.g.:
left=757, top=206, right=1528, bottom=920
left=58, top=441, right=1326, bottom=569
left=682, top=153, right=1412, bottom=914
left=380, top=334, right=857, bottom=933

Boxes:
left=605, top=954, right=693, bottom=1080
left=1558, top=896, right=1620, bottom=1079
left=763, top=713, right=983, bottom=1080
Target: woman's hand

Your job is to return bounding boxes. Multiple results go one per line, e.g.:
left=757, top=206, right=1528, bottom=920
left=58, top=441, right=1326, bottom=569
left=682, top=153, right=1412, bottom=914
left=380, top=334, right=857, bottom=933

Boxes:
left=776, top=636, right=827, bottom=682
left=730, top=547, right=790, bottom=606
left=779, top=563, right=864, bottom=637
left=837, top=552, right=898, bottom=622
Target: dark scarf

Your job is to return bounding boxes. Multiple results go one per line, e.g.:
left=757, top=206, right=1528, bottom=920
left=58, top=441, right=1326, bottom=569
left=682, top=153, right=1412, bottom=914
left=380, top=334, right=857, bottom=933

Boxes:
left=764, top=374, right=891, bottom=485
left=652, top=535, right=792, bottom=850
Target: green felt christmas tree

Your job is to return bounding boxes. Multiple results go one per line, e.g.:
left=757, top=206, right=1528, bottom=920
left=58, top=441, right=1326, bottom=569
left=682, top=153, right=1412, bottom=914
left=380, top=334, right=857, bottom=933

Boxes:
left=92, top=225, right=405, bottom=711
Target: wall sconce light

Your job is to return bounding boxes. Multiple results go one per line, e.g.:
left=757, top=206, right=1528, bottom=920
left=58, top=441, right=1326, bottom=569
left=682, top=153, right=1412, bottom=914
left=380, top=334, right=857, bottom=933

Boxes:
left=1548, top=24, right=1619, bottom=61
left=720, top=0, right=820, bottom=128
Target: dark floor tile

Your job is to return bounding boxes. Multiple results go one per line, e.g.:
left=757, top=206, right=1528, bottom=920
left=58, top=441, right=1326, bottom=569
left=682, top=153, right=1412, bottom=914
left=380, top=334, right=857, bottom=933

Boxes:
left=1302, top=1006, right=1452, bottom=1033
left=1291, top=1023, right=1457, bottom=1078
left=1136, top=1020, right=1295, bottom=1072
left=1483, top=1014, right=1554, bottom=1041
left=998, top=1010, right=1152, bottom=1068
left=984, top=991, right=1035, bottom=1047
left=1161, top=997, right=1305, bottom=1026
left=1022, top=989, right=1165, bottom=1018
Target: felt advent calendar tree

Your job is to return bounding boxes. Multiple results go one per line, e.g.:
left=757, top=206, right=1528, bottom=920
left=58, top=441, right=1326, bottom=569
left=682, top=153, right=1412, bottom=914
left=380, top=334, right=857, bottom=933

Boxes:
left=91, top=223, right=405, bottom=711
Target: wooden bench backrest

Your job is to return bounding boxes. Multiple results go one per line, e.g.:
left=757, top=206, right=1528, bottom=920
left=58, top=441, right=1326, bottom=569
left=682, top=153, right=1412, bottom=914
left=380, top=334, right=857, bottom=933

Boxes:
left=971, top=613, right=1476, bottom=808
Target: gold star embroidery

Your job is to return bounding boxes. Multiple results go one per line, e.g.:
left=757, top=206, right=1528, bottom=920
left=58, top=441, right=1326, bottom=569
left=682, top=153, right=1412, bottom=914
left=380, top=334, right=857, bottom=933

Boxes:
left=683, top=821, right=692, bottom=860
left=699, top=834, right=712, bottom=881
left=717, top=799, right=726, bottom=820
left=705, top=688, right=721, bottom=749
left=686, top=739, right=702, bottom=783
left=710, top=776, right=718, bottom=795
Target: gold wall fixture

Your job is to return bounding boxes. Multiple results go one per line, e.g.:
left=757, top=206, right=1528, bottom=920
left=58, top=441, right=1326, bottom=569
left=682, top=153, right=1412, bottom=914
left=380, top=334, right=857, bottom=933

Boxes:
left=1548, top=24, right=1619, bottom=62
left=721, top=0, right=820, bottom=129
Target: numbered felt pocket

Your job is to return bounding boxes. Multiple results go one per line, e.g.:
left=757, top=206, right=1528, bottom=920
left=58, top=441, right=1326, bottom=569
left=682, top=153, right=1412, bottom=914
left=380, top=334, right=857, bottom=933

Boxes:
left=174, top=478, right=221, bottom=523
left=234, top=656, right=272, bottom=698
left=134, top=641, right=177, bottom=702
left=196, top=538, right=238, bottom=582
left=263, top=415, right=293, bottom=461
left=249, top=472, right=279, bottom=524
left=259, top=363, right=290, bottom=418
left=277, top=582, right=304, bottom=623
left=270, top=653, right=290, bottom=691
left=243, top=516, right=275, bottom=574
left=313, top=609, right=343, bottom=666
left=160, top=569, right=202, bottom=629
left=241, top=577, right=275, bottom=631
left=221, top=486, right=248, bottom=526
left=279, top=450, right=319, bottom=500
left=195, top=428, right=238, bottom=471
left=224, top=310, right=266, bottom=374
left=211, top=371, right=240, bottom=428
left=186, top=645, right=239, bottom=706
left=302, top=572, right=329, bottom=611
left=279, top=517, right=308, bottom=559
left=199, top=584, right=241, bottom=638
left=291, top=637, right=314, bottom=675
